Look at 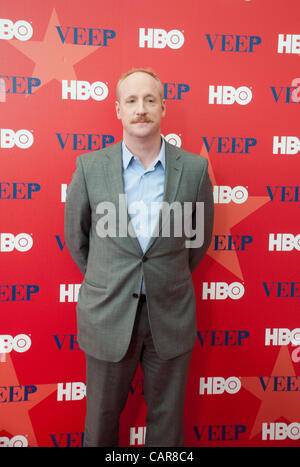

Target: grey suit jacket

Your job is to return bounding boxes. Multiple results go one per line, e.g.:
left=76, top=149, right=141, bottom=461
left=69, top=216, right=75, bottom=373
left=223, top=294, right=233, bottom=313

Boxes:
left=65, top=140, right=214, bottom=362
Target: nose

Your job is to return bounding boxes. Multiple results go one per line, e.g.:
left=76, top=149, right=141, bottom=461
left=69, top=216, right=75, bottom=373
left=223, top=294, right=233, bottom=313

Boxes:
left=135, top=98, right=146, bottom=115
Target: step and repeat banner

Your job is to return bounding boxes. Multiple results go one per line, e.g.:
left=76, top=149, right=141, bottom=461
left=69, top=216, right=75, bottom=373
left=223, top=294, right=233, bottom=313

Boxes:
left=1, top=0, right=300, bottom=447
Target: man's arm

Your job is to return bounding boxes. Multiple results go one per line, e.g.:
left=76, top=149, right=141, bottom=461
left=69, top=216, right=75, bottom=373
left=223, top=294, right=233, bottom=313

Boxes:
left=189, top=158, right=214, bottom=273
left=64, top=156, right=91, bottom=275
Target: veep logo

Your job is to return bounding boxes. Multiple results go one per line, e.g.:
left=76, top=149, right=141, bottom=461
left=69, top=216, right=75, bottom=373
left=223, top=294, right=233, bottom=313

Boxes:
left=57, top=382, right=86, bottom=401
left=262, top=422, right=300, bottom=440
left=0, top=334, right=31, bottom=353
left=265, top=328, right=300, bottom=346
left=0, top=385, right=36, bottom=402
left=209, top=85, right=252, bottom=105
left=0, top=19, right=33, bottom=41
left=0, top=285, right=39, bottom=301
left=273, top=136, right=300, bottom=154
left=0, top=182, right=40, bottom=199
left=0, top=435, right=28, bottom=447
left=266, top=186, right=300, bottom=202
left=214, top=235, right=253, bottom=251
left=0, top=76, right=40, bottom=95
left=263, top=281, right=300, bottom=297
left=201, top=136, right=257, bottom=154
left=139, top=28, right=184, bottom=49
left=199, top=377, right=241, bottom=395
left=56, top=133, right=114, bottom=151
left=277, top=34, right=300, bottom=54
left=56, top=26, right=116, bottom=46
left=163, top=83, right=190, bottom=100
left=213, top=186, right=248, bottom=204
left=0, top=233, right=33, bottom=252
left=62, top=80, right=108, bottom=101
left=205, top=34, right=261, bottom=52
left=0, top=129, right=33, bottom=149
left=269, top=233, right=300, bottom=251
left=197, top=330, right=249, bottom=346
left=202, top=282, right=245, bottom=300
left=270, top=86, right=300, bottom=103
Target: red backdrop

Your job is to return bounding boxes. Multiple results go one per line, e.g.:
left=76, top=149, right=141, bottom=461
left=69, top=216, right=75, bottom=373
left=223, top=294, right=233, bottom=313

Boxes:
left=1, top=0, right=300, bottom=447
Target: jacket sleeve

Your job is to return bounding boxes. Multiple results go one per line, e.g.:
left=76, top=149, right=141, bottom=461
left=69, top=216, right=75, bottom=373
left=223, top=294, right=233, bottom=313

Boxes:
left=188, top=158, right=214, bottom=273
left=64, top=156, right=91, bottom=275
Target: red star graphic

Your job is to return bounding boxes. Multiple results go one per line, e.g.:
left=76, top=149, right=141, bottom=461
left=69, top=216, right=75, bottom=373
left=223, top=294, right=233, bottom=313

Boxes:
left=201, top=145, right=270, bottom=280
left=241, top=346, right=300, bottom=439
left=8, top=8, right=100, bottom=91
left=0, top=354, right=57, bottom=447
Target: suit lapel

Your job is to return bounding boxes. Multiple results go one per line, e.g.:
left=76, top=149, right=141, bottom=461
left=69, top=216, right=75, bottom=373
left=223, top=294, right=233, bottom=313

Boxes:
left=102, top=140, right=183, bottom=255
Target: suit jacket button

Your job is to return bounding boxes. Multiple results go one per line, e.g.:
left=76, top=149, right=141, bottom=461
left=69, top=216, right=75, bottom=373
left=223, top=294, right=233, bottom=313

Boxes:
left=132, top=293, right=139, bottom=298
left=142, top=256, right=147, bottom=262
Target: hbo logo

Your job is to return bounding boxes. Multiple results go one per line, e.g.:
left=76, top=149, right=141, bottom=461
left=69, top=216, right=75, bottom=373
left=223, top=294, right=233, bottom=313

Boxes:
left=62, top=80, right=108, bottom=101
left=262, top=422, right=300, bottom=440
left=0, top=233, right=33, bottom=252
left=0, top=129, right=34, bottom=149
left=0, top=19, right=33, bottom=41
left=0, top=334, right=31, bottom=353
left=273, top=136, right=300, bottom=154
left=269, top=233, right=300, bottom=251
left=209, top=85, right=252, bottom=105
left=199, top=377, right=241, bottom=395
left=139, top=28, right=184, bottom=49
left=0, top=435, right=28, bottom=447
left=202, top=282, right=245, bottom=300
left=213, top=185, right=248, bottom=204
left=164, top=133, right=182, bottom=147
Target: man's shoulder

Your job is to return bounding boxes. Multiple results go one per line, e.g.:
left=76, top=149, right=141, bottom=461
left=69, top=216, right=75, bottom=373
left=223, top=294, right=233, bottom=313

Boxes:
left=165, top=140, right=208, bottom=168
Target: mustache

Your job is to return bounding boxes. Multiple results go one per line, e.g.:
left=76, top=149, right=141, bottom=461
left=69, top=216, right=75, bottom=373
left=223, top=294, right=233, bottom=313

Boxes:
left=131, top=116, right=153, bottom=123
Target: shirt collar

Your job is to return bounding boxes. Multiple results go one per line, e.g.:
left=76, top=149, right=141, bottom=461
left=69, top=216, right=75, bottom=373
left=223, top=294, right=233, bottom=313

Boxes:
left=122, top=137, right=165, bottom=171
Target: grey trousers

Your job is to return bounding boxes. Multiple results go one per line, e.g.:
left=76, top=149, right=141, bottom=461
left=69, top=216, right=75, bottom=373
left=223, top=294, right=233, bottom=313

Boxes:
left=83, top=296, right=192, bottom=447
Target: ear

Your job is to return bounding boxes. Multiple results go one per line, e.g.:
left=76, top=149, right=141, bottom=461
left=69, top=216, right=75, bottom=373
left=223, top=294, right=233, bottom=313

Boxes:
left=161, top=99, right=166, bottom=118
left=115, top=100, right=121, bottom=119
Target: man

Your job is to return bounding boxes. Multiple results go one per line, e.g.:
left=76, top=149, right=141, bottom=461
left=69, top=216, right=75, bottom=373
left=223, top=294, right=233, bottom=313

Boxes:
left=65, top=68, right=214, bottom=447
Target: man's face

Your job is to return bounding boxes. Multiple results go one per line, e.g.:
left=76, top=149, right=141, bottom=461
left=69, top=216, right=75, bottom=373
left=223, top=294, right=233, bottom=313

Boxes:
left=115, top=72, right=166, bottom=140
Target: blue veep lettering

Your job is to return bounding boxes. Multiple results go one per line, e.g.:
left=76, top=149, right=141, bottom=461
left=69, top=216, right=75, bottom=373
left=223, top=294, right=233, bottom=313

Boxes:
left=214, top=235, right=253, bottom=251
left=0, top=76, right=41, bottom=94
left=163, top=83, right=190, bottom=100
left=197, top=330, right=249, bottom=346
left=193, top=425, right=246, bottom=441
left=53, top=334, right=80, bottom=350
left=201, top=136, right=256, bottom=154
left=0, top=182, right=40, bottom=199
left=56, top=26, right=116, bottom=46
left=56, top=133, right=114, bottom=150
left=129, top=378, right=144, bottom=396
left=205, top=34, right=261, bottom=52
left=263, top=282, right=300, bottom=297
left=0, top=385, right=37, bottom=402
left=0, top=285, right=39, bottom=301
left=266, top=186, right=300, bottom=202
left=259, top=376, right=300, bottom=391
left=55, top=235, right=65, bottom=251
left=270, top=86, right=300, bottom=103
left=50, top=432, right=84, bottom=447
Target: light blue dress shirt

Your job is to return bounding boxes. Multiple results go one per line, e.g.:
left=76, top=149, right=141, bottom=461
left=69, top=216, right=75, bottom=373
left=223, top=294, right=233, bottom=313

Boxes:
left=122, top=138, right=166, bottom=294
